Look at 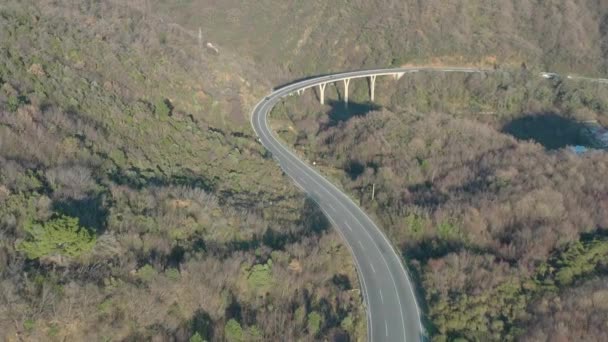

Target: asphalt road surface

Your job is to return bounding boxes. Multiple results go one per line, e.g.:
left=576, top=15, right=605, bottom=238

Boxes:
left=250, top=66, right=587, bottom=341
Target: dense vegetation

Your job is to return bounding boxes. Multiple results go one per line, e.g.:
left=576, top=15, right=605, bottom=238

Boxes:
left=0, top=1, right=365, bottom=340
left=271, top=70, right=608, bottom=341
left=3, top=0, right=608, bottom=341
left=152, top=0, right=608, bottom=79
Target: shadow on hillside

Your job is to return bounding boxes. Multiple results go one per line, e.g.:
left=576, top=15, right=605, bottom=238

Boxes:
left=345, top=160, right=365, bottom=180
left=53, top=195, right=108, bottom=233
left=326, top=100, right=380, bottom=127
left=188, top=309, right=214, bottom=341
left=502, top=113, right=588, bottom=149
left=203, top=197, right=329, bottom=258
left=108, top=167, right=215, bottom=193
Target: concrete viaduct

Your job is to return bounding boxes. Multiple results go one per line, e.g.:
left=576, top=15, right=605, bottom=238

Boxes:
left=294, top=71, right=409, bottom=104
left=286, top=67, right=606, bottom=105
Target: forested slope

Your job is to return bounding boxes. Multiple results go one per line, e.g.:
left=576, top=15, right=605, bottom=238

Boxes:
left=150, top=1, right=608, bottom=340
left=3, top=0, right=608, bottom=341
left=271, top=70, right=608, bottom=341
left=153, top=0, right=608, bottom=79
left=0, top=1, right=365, bottom=340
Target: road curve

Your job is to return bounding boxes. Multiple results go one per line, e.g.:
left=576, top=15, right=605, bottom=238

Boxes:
left=250, top=67, right=608, bottom=341
left=250, top=67, right=487, bottom=342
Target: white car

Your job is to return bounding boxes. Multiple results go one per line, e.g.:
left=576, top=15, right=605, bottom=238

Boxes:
left=540, top=72, right=559, bottom=79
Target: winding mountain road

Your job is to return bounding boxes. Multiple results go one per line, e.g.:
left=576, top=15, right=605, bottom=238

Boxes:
left=250, top=67, right=591, bottom=341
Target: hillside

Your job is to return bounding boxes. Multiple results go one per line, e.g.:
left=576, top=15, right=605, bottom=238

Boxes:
left=153, top=0, right=608, bottom=79
left=270, top=69, right=608, bottom=341
left=2, top=1, right=608, bottom=341
left=0, top=1, right=365, bottom=340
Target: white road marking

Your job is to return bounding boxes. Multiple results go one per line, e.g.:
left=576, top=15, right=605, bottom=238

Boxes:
left=327, top=202, right=337, bottom=213
left=294, top=182, right=306, bottom=192
left=379, top=289, right=384, bottom=303
left=290, top=178, right=306, bottom=192
left=344, top=221, right=353, bottom=231
left=385, top=321, right=389, bottom=337
left=262, top=136, right=410, bottom=341
left=369, top=262, right=376, bottom=274
left=256, top=114, right=400, bottom=340
left=354, top=217, right=409, bottom=342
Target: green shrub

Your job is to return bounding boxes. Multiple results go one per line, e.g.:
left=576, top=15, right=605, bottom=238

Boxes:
left=246, top=325, right=263, bottom=341
left=247, top=261, right=273, bottom=292
left=97, top=299, right=112, bottom=315
left=137, top=264, right=157, bottom=282
left=533, top=238, right=608, bottom=288
left=165, top=267, right=180, bottom=281
left=154, top=98, right=172, bottom=117
left=294, top=306, right=306, bottom=326
left=340, top=315, right=353, bottom=331
left=17, top=215, right=96, bottom=260
left=47, top=322, right=59, bottom=337
left=307, top=311, right=322, bottom=335
left=437, top=220, right=462, bottom=241
left=7, top=95, right=20, bottom=112
left=23, top=319, right=35, bottom=332
left=224, top=319, right=243, bottom=342
left=405, top=213, right=427, bottom=238
left=189, top=332, right=205, bottom=342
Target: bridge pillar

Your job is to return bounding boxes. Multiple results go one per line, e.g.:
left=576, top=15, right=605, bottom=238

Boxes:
left=297, top=89, right=304, bottom=96
left=319, top=83, right=327, bottom=104
left=343, top=78, right=351, bottom=103
left=394, top=72, right=405, bottom=80
left=369, top=75, right=377, bottom=102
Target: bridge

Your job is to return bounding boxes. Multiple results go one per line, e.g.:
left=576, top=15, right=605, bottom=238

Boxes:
left=294, top=70, right=407, bottom=104
left=288, top=67, right=487, bottom=104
